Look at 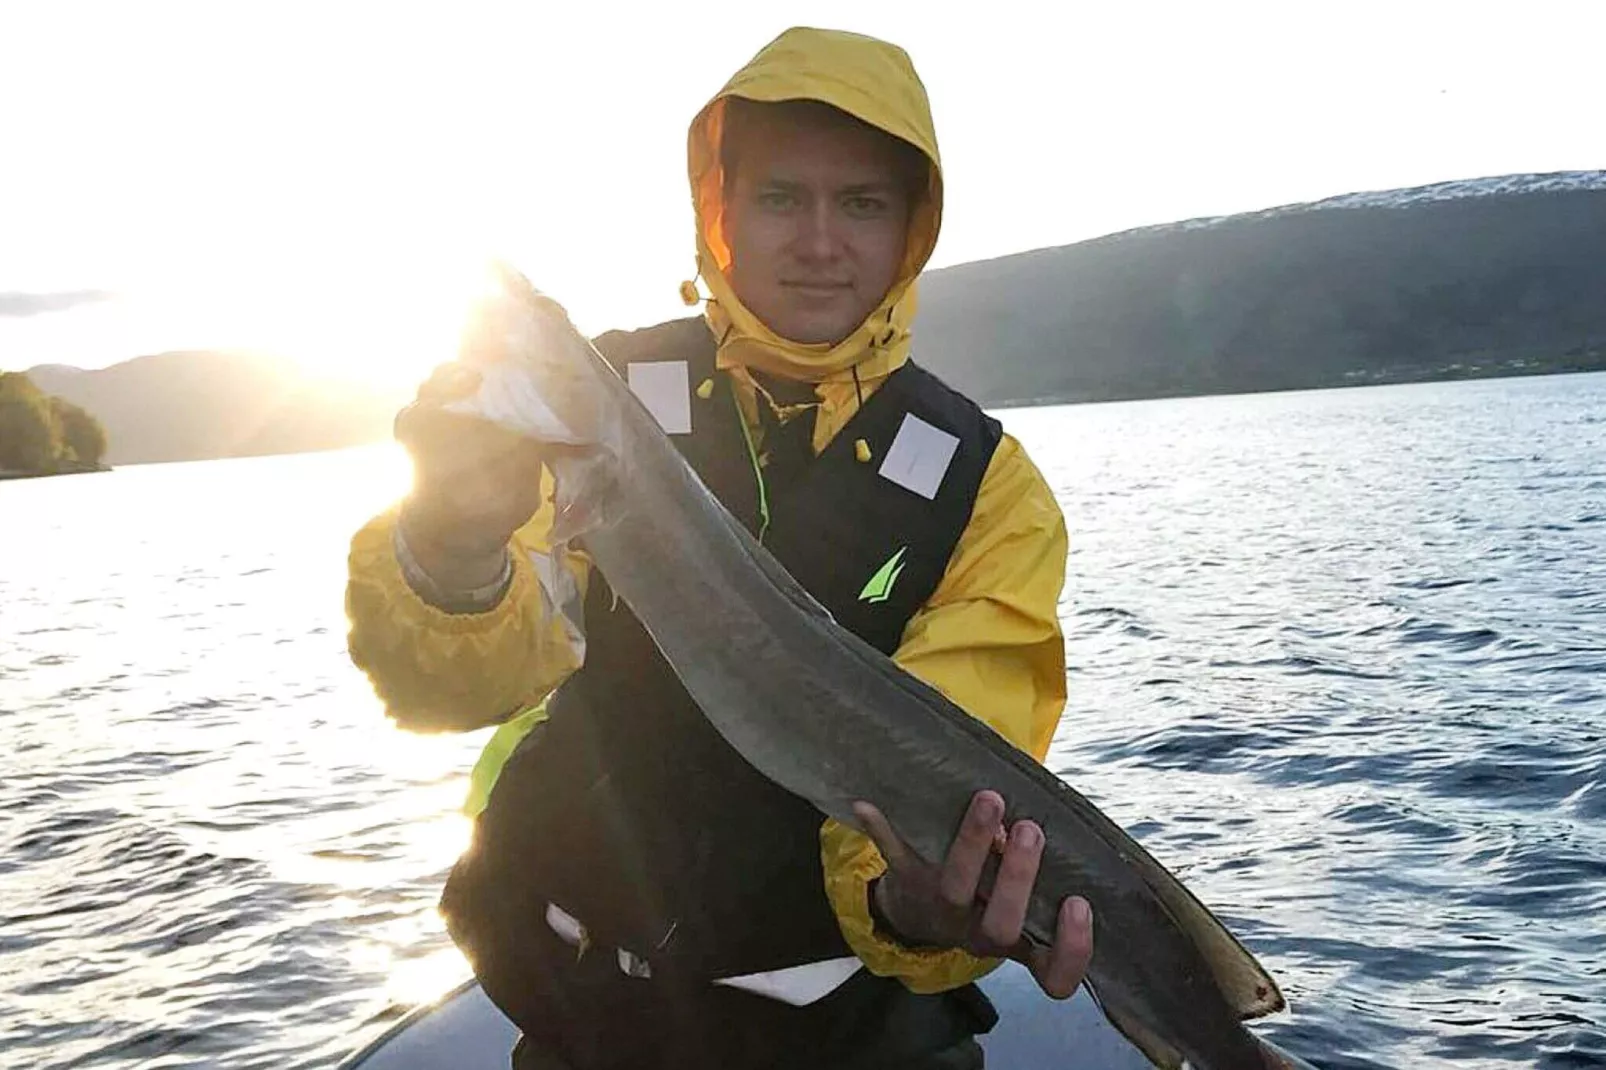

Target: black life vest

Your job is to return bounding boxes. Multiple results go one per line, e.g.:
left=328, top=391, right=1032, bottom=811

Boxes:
left=441, top=316, right=1003, bottom=1063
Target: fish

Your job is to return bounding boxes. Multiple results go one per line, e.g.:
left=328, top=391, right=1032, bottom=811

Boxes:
left=440, top=261, right=1317, bottom=1070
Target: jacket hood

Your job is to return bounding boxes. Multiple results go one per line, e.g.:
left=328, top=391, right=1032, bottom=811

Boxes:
left=687, top=26, right=943, bottom=383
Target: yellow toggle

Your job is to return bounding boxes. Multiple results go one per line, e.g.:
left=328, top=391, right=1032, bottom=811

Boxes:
left=854, top=439, right=873, bottom=464
left=678, top=279, right=701, bottom=306
left=696, top=377, right=715, bottom=400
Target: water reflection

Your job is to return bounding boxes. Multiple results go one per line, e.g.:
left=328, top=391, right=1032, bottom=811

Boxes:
left=2, top=376, right=1604, bottom=1068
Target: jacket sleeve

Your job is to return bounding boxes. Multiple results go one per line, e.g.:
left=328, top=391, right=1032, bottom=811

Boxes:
left=345, top=466, right=591, bottom=734
left=820, top=432, right=1070, bottom=993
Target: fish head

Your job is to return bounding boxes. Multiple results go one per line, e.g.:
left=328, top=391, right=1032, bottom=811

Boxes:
left=433, top=260, right=630, bottom=546
left=438, top=260, right=621, bottom=457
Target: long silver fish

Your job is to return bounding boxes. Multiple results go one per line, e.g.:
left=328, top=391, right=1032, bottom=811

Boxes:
left=442, top=263, right=1315, bottom=1070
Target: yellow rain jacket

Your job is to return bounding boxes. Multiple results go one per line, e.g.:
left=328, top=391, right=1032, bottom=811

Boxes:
left=345, top=26, right=1069, bottom=996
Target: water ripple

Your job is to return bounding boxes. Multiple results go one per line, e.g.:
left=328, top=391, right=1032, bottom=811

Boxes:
left=3, top=377, right=1605, bottom=1068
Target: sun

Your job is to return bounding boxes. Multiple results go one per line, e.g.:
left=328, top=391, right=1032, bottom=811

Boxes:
left=286, top=256, right=493, bottom=391
left=121, top=227, right=542, bottom=395
left=104, top=149, right=652, bottom=394
left=226, top=248, right=498, bottom=392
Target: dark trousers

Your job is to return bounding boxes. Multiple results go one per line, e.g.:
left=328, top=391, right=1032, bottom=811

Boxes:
left=511, top=1034, right=985, bottom=1070
left=488, top=921, right=994, bottom=1070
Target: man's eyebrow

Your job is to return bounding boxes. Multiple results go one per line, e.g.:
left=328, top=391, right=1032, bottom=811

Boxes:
left=754, top=178, right=899, bottom=194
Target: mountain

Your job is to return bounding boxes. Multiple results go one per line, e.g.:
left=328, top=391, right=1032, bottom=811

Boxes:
left=21, top=170, right=1606, bottom=465
left=914, top=170, right=1606, bottom=405
left=25, top=352, right=409, bottom=466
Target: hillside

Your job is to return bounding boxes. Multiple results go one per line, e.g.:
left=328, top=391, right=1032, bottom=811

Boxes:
left=21, top=169, right=1606, bottom=464
left=915, top=171, right=1606, bottom=405
left=25, top=353, right=408, bottom=466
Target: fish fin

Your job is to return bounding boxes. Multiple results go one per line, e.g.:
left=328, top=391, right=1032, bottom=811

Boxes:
left=869, top=650, right=1286, bottom=1021
left=1037, top=780, right=1284, bottom=1019
left=550, top=451, right=622, bottom=547
left=1098, top=825, right=1285, bottom=1019
left=1083, top=982, right=1186, bottom=1070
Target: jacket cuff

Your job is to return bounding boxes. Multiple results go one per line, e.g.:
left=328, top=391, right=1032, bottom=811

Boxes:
left=393, top=516, right=514, bottom=614
left=821, top=822, right=1002, bottom=994
left=350, top=509, right=535, bottom=638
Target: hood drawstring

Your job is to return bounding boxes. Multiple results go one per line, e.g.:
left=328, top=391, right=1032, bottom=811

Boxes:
left=709, top=275, right=894, bottom=466
left=732, top=365, right=820, bottom=427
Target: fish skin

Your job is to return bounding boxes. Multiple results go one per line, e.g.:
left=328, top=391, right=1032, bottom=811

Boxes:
left=447, top=263, right=1307, bottom=1070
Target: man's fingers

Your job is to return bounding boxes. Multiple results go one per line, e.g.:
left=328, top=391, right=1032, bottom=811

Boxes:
left=938, top=791, right=1006, bottom=911
left=976, top=820, right=1042, bottom=951
left=480, top=436, right=548, bottom=491
left=1028, top=896, right=1094, bottom=1000
left=402, top=406, right=542, bottom=500
left=851, top=801, right=915, bottom=872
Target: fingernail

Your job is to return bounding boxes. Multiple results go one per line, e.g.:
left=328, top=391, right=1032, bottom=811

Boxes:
left=1070, top=897, right=1092, bottom=927
left=975, top=794, right=1002, bottom=823
left=1015, top=823, right=1041, bottom=849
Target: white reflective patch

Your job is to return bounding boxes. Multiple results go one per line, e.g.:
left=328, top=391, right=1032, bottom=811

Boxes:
left=548, top=899, right=858, bottom=1004
left=713, top=956, right=862, bottom=1006
left=878, top=413, right=959, bottom=500
left=628, top=360, right=692, bottom=435
left=617, top=948, right=653, bottom=978
left=545, top=902, right=586, bottom=947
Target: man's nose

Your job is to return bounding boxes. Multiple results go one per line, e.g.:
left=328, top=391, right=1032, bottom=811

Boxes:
left=794, top=199, right=842, bottom=262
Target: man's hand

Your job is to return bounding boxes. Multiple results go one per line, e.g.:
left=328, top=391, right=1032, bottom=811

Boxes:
left=852, top=790, right=1093, bottom=1000
left=394, top=364, right=548, bottom=593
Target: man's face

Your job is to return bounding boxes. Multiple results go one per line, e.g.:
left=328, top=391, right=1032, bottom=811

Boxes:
left=723, top=107, right=916, bottom=347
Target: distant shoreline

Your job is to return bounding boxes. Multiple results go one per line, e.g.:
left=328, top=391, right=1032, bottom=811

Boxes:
left=31, top=364, right=1604, bottom=471
left=0, top=464, right=112, bottom=482
left=986, top=358, right=1606, bottom=411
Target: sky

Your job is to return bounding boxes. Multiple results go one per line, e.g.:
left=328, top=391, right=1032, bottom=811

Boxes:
left=1, top=0, right=1602, bottom=388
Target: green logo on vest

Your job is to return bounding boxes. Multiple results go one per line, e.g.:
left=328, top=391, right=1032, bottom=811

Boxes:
left=859, top=547, right=908, bottom=605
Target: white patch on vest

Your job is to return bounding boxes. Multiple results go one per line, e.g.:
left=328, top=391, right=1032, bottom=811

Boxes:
left=617, top=948, right=653, bottom=978
left=878, top=413, right=960, bottom=500
left=628, top=360, right=692, bottom=435
left=544, top=902, right=586, bottom=946
left=712, top=956, right=863, bottom=1006
left=545, top=901, right=858, bottom=1004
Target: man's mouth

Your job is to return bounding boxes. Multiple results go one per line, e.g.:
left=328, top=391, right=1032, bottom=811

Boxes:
left=781, top=281, right=853, bottom=298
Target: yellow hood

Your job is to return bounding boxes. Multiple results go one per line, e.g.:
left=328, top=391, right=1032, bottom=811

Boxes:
left=687, top=26, right=943, bottom=383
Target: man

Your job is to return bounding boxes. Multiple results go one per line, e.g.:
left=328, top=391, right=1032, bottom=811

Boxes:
left=346, top=26, right=1092, bottom=1069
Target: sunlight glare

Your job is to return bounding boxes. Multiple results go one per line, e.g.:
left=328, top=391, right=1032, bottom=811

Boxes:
left=386, top=945, right=474, bottom=1007
left=144, top=242, right=502, bottom=393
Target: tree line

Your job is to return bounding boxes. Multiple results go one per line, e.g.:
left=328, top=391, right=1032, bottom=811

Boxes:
left=0, top=372, right=108, bottom=474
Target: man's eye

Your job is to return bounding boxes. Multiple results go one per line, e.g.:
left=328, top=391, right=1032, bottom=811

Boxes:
left=758, top=190, right=798, bottom=210
left=843, top=196, right=888, bottom=217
